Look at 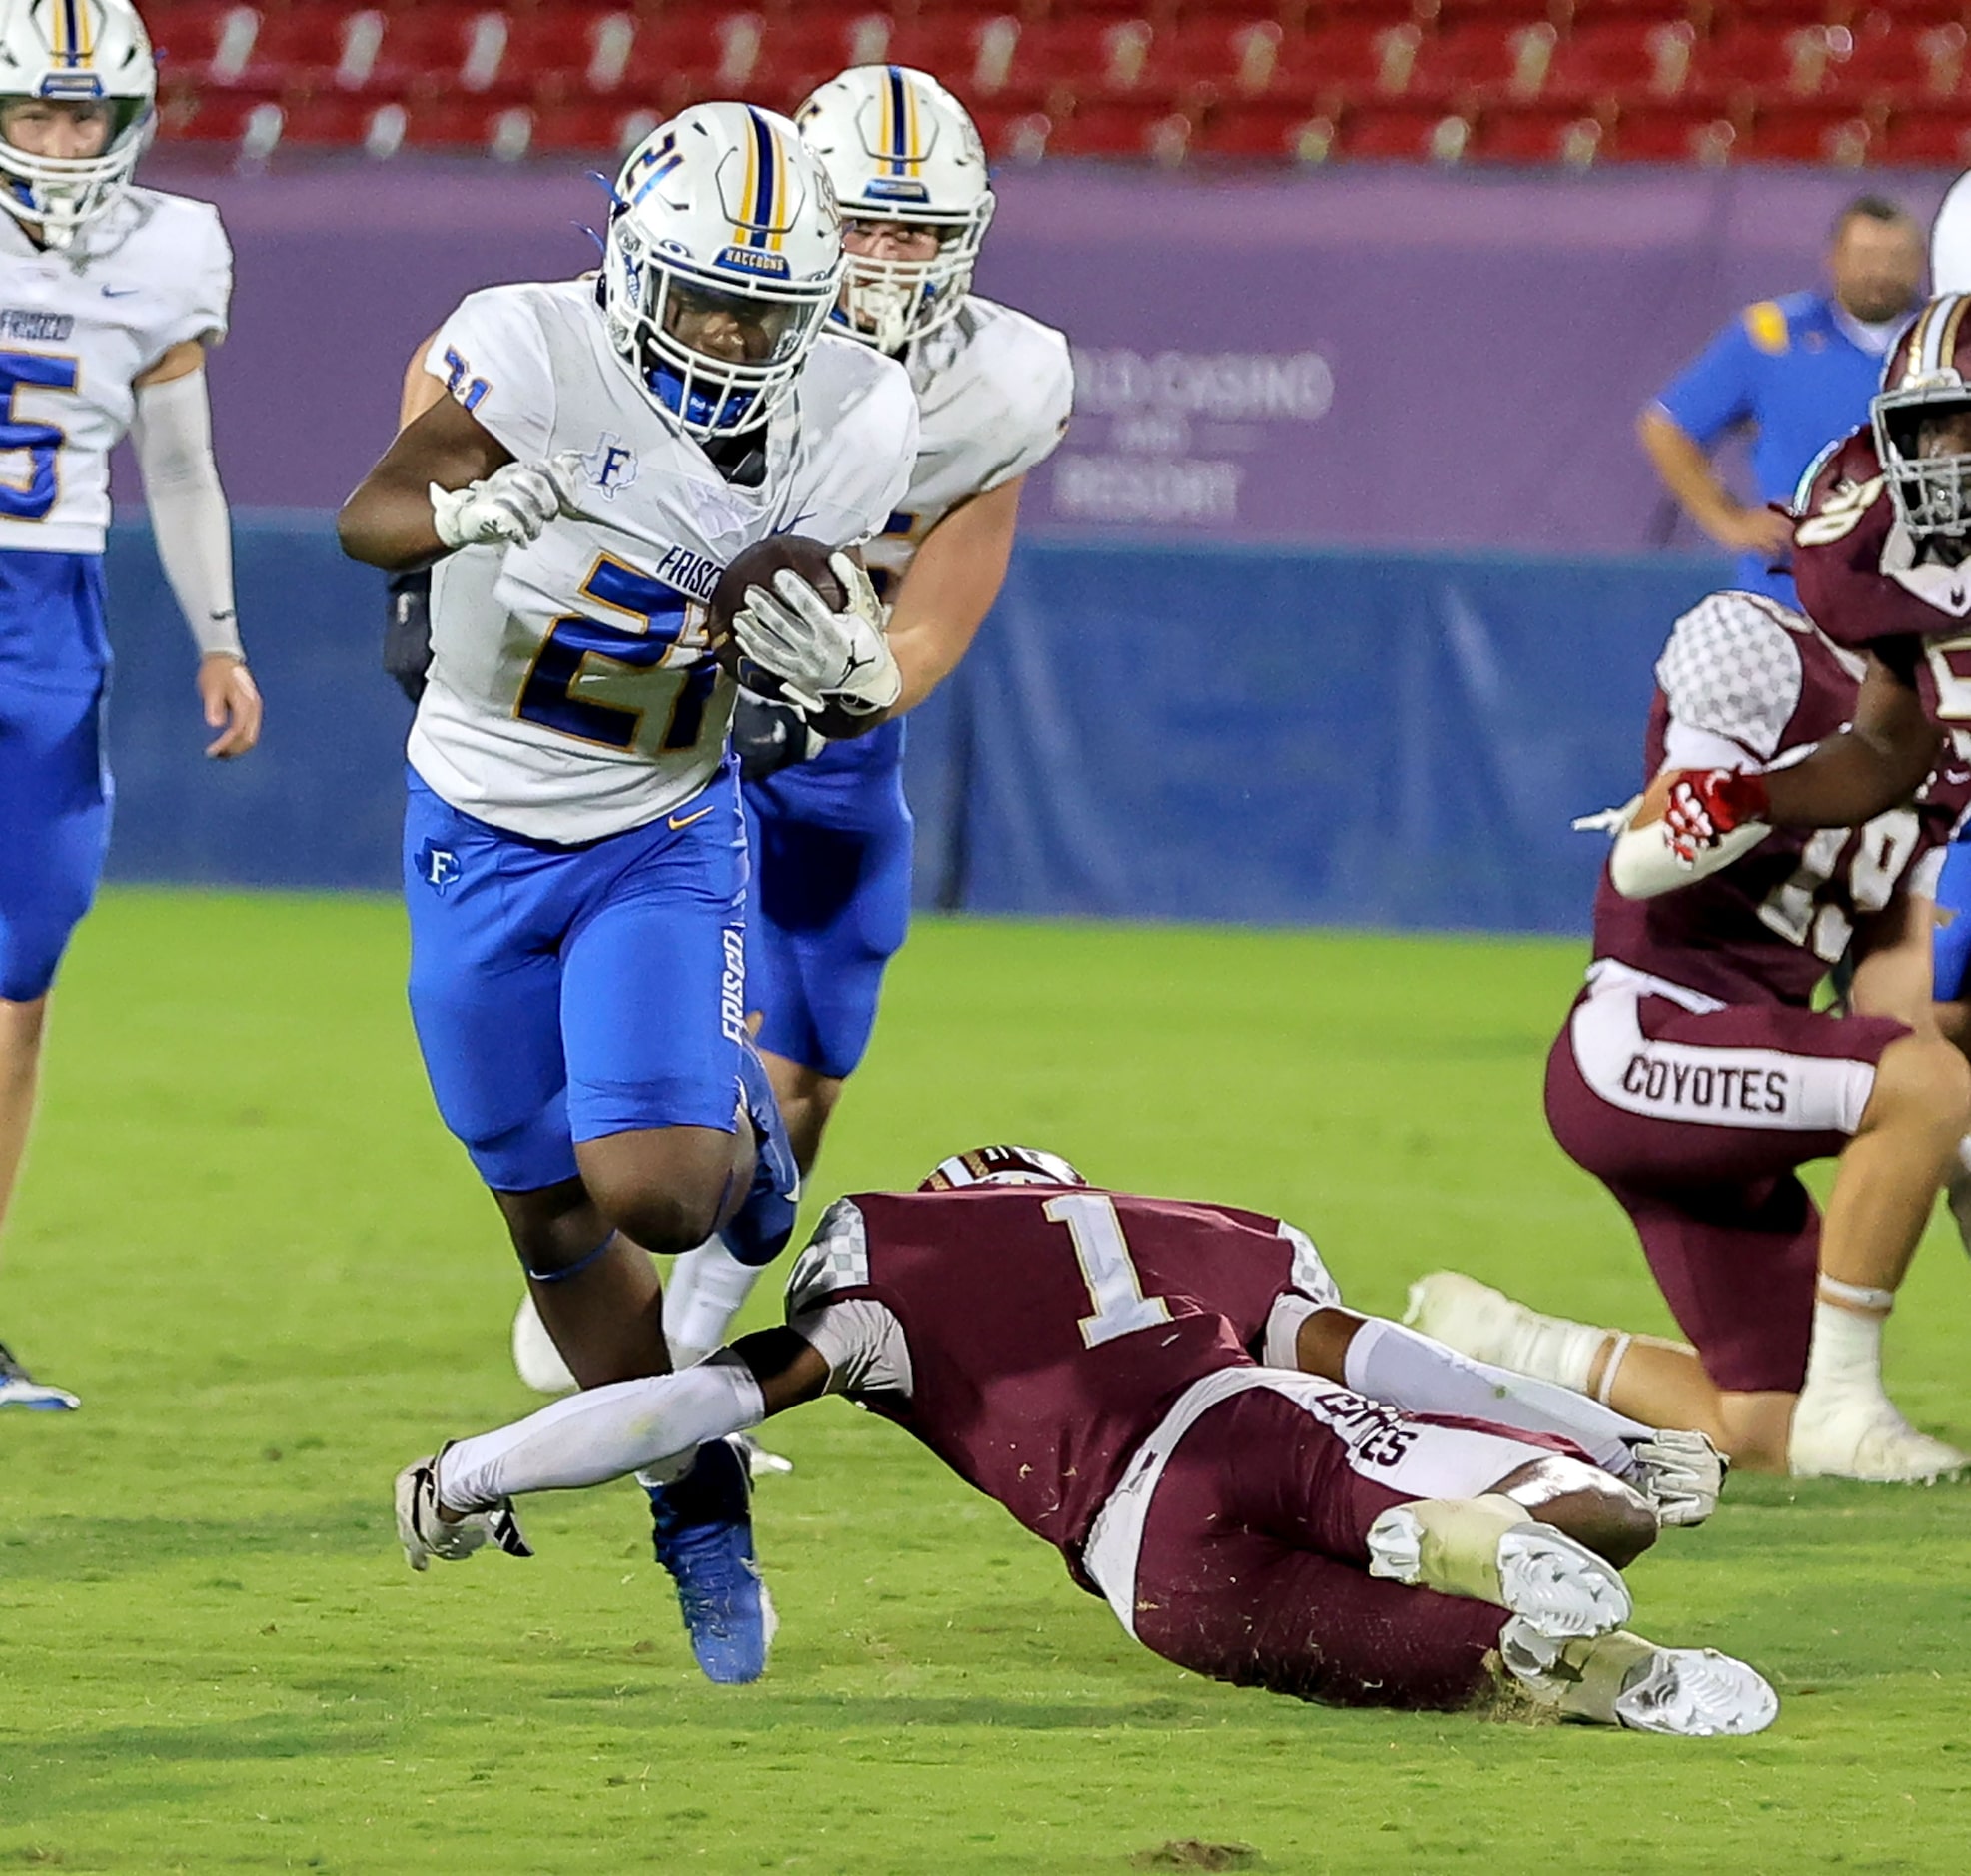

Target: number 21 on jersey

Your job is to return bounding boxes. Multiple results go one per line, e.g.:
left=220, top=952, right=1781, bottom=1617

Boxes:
left=1044, top=1193, right=1174, bottom=1349
left=516, top=553, right=720, bottom=759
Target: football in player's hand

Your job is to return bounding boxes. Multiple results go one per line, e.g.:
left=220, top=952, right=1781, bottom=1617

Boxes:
left=1631, top=768, right=1677, bottom=829
left=710, top=535, right=866, bottom=738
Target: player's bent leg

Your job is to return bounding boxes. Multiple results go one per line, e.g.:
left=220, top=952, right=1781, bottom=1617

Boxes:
left=494, top=1179, right=672, bottom=1390
left=1790, top=1035, right=1971, bottom=1481
left=576, top=1123, right=755, bottom=1262
left=1501, top=1626, right=1778, bottom=1736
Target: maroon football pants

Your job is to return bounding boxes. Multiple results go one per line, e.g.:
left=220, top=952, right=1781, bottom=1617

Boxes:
left=1126, top=1384, right=1568, bottom=1710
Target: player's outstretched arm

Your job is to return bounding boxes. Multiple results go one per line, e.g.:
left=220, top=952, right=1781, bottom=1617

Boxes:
left=433, top=1333, right=829, bottom=1514
left=877, top=475, right=1026, bottom=720
left=1662, top=654, right=1941, bottom=862
left=338, top=393, right=521, bottom=572
left=130, top=340, right=262, bottom=759
left=1293, top=1307, right=1723, bottom=1525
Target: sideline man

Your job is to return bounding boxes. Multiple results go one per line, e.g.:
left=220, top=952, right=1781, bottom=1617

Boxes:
left=1639, top=196, right=1922, bottom=605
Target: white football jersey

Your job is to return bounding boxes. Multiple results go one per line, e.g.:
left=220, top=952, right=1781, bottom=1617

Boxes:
left=409, top=280, right=919, bottom=842
left=864, top=294, right=1072, bottom=589
left=0, top=187, right=231, bottom=555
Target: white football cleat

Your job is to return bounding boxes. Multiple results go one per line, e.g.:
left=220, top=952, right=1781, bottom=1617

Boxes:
left=1403, top=1271, right=1547, bottom=1370
left=395, top=1449, right=533, bottom=1572
left=511, top=1294, right=578, bottom=1396
left=1504, top=1625, right=1778, bottom=1737
left=1367, top=1493, right=1631, bottom=1641
left=1787, top=1388, right=1969, bottom=1484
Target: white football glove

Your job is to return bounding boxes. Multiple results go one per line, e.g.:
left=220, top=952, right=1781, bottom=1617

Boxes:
left=730, top=551, right=901, bottom=719
left=430, top=454, right=580, bottom=552
left=1627, top=1428, right=1726, bottom=1528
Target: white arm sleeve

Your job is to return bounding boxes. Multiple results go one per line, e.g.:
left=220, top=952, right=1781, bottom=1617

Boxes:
left=1341, top=1316, right=1649, bottom=1479
left=131, top=366, right=242, bottom=660
left=438, top=1352, right=766, bottom=1510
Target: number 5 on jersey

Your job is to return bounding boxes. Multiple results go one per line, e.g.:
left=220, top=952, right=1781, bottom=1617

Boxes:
left=516, top=554, right=720, bottom=758
left=1044, top=1193, right=1174, bottom=1349
left=0, top=351, right=79, bottom=521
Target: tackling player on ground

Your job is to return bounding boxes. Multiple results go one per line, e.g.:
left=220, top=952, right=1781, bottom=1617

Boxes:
left=338, top=105, right=919, bottom=1679
left=1411, top=588, right=1970, bottom=1482
left=396, top=1147, right=1767, bottom=1735
left=0, top=0, right=261, bottom=1411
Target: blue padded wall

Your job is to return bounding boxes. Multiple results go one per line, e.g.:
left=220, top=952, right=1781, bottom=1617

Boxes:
left=96, top=515, right=1731, bottom=934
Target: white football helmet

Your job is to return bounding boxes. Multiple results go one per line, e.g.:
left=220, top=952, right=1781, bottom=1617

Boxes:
left=603, top=103, right=845, bottom=440
left=918, top=1145, right=1087, bottom=1192
left=0, top=0, right=156, bottom=250
left=797, top=65, right=994, bottom=355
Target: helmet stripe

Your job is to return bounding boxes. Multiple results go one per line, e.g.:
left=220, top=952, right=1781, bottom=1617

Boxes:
left=1942, top=296, right=1971, bottom=380
left=887, top=65, right=910, bottom=175
left=743, top=106, right=777, bottom=250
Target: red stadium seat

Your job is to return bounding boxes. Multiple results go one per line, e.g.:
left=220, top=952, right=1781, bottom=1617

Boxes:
left=1266, top=23, right=1423, bottom=106
left=529, top=99, right=663, bottom=157
left=146, top=3, right=264, bottom=83
left=1333, top=104, right=1471, bottom=161
left=1190, top=96, right=1334, bottom=160
left=884, top=14, right=1023, bottom=96
left=751, top=9, right=896, bottom=95
left=965, top=105, right=1053, bottom=162
left=488, top=11, right=642, bottom=106
left=157, top=83, right=280, bottom=145
left=1709, top=0, right=1856, bottom=22
left=1685, top=23, right=1840, bottom=105
left=619, top=10, right=774, bottom=115
left=1134, top=21, right=1287, bottom=102
left=1873, top=105, right=1971, bottom=166
left=276, top=91, right=388, bottom=148
left=993, top=18, right=1154, bottom=109
left=363, top=9, right=512, bottom=96
left=1742, top=101, right=1872, bottom=160
left=1046, top=99, right=1191, bottom=161
left=216, top=7, right=373, bottom=93
left=1406, top=21, right=1558, bottom=107
left=1821, top=16, right=1968, bottom=106
left=1467, top=105, right=1604, bottom=164
left=1544, top=21, right=1697, bottom=109
left=1604, top=101, right=1738, bottom=163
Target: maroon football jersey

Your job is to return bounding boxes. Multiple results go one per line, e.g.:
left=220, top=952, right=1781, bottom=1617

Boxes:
left=1591, top=591, right=1967, bottom=1008
left=1793, top=429, right=1971, bottom=728
left=795, top=1188, right=1334, bottom=1574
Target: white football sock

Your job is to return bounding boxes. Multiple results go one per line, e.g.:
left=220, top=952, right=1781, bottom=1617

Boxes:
left=1343, top=1317, right=1648, bottom=1476
left=664, top=1238, right=767, bottom=1371
left=1801, top=1296, right=1888, bottom=1398
left=438, top=1355, right=766, bottom=1512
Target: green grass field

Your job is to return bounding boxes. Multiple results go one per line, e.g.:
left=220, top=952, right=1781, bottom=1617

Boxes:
left=5, top=891, right=1970, bottom=1874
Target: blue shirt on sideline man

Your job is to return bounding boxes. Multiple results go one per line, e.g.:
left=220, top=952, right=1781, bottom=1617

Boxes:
left=1640, top=198, right=1926, bottom=609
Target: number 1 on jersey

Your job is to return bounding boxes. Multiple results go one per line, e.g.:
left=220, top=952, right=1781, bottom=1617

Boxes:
left=1043, top=1193, right=1173, bottom=1349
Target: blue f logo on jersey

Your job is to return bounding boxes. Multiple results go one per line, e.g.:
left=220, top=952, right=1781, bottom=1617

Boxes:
left=582, top=434, right=639, bottom=500
left=418, top=842, right=462, bottom=895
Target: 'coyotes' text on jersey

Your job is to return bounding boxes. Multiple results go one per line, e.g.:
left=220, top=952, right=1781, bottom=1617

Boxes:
left=1593, top=590, right=1971, bottom=1007
left=786, top=1186, right=1338, bottom=1576
left=410, top=280, right=920, bottom=842
left=0, top=189, right=231, bottom=559
left=1792, top=428, right=1971, bottom=727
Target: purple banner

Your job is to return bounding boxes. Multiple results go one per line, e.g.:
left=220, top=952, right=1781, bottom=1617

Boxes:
left=139, top=154, right=1953, bottom=549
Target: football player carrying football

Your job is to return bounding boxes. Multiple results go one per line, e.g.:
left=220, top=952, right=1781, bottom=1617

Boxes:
left=1412, top=588, right=1971, bottom=1482
left=643, top=66, right=1074, bottom=1379
left=338, top=104, right=920, bottom=1680
left=396, top=1147, right=1768, bottom=1735
left=0, top=0, right=261, bottom=1412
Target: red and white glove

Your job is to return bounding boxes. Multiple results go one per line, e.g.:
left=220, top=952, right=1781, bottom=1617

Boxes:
left=1662, top=768, right=1772, bottom=864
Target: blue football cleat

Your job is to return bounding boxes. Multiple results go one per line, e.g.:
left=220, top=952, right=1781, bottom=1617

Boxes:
left=0, top=1341, right=78, bottom=1411
left=647, top=1436, right=776, bottom=1684
left=720, top=1038, right=800, bottom=1269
